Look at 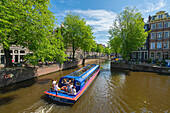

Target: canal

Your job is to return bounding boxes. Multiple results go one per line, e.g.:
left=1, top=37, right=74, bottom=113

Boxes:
left=0, top=60, right=169, bottom=113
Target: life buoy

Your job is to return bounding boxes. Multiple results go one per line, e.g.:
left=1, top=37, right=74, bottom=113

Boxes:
left=4, top=74, right=14, bottom=79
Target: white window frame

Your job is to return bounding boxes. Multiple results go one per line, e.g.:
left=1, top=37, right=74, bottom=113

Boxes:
left=157, top=52, right=161, bottom=58
left=158, top=23, right=163, bottom=28
left=158, top=15, right=161, bottom=19
left=157, top=32, right=162, bottom=39
left=164, top=22, right=170, bottom=28
left=132, top=53, right=136, bottom=58
left=151, top=32, right=156, bottom=39
left=151, top=43, right=155, bottom=49
left=151, top=52, right=154, bottom=58
left=164, top=31, right=169, bottom=38
left=157, top=42, right=162, bottom=49
left=151, top=24, right=156, bottom=29
left=163, top=42, right=169, bottom=49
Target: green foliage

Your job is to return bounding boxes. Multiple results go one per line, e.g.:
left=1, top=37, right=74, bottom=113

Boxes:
left=155, top=58, right=159, bottom=63
left=108, top=36, right=121, bottom=57
left=104, top=47, right=111, bottom=55
left=62, top=12, right=95, bottom=59
left=80, top=26, right=95, bottom=53
left=108, top=7, right=149, bottom=60
left=161, top=60, right=166, bottom=66
left=0, top=0, right=66, bottom=66
left=91, top=43, right=97, bottom=52
left=147, top=58, right=152, bottom=64
left=96, top=44, right=104, bottom=54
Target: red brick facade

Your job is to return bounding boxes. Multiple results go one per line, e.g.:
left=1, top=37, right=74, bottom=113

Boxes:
left=149, top=11, right=170, bottom=59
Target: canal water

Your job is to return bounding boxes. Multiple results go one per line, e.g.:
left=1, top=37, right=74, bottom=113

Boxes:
left=0, top=60, right=169, bottom=113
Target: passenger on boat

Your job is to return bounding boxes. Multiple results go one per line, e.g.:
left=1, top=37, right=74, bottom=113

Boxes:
left=70, top=82, right=74, bottom=87
left=71, top=78, right=74, bottom=83
left=52, top=79, right=57, bottom=90
left=67, top=84, right=72, bottom=93
left=54, top=83, right=61, bottom=95
left=71, top=86, right=76, bottom=95
left=60, top=79, right=71, bottom=91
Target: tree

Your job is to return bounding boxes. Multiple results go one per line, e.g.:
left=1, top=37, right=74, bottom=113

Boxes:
left=108, top=36, right=121, bottom=57
left=108, top=7, right=149, bottom=60
left=104, top=47, right=111, bottom=59
left=91, top=42, right=97, bottom=58
left=0, top=0, right=66, bottom=67
left=96, top=44, right=104, bottom=58
left=80, top=25, right=94, bottom=57
left=63, top=12, right=93, bottom=61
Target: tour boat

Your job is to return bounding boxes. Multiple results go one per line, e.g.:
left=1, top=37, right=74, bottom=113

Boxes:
left=44, top=64, right=100, bottom=104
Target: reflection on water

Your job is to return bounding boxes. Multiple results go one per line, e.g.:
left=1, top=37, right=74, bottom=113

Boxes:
left=0, top=60, right=169, bottom=113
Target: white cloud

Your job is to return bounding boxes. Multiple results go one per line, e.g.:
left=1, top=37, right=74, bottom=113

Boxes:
left=142, top=0, right=166, bottom=13
left=71, top=9, right=117, bottom=33
left=96, top=39, right=109, bottom=42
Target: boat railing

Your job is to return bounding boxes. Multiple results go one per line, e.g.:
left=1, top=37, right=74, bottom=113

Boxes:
left=58, top=90, right=77, bottom=96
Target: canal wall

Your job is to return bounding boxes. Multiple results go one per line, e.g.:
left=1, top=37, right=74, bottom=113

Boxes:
left=0, top=59, right=98, bottom=87
left=111, top=62, right=170, bottom=74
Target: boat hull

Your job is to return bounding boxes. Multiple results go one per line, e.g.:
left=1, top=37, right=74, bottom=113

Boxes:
left=46, top=94, right=75, bottom=104
left=45, top=68, right=100, bottom=104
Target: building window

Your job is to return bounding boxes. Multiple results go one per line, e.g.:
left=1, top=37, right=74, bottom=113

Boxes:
left=158, top=14, right=163, bottom=19
left=157, top=32, right=162, bottom=40
left=152, top=17, right=155, bottom=20
left=157, top=42, right=162, bottom=49
left=151, top=33, right=156, bottom=39
left=151, top=43, right=155, bottom=49
left=20, top=51, right=25, bottom=53
left=158, top=15, right=160, bottom=19
left=164, top=22, right=170, bottom=28
left=1, top=50, right=4, bottom=53
left=164, top=52, right=169, bottom=59
left=1, top=55, right=4, bottom=64
left=151, top=52, right=154, bottom=58
left=164, top=31, right=169, bottom=38
left=163, top=42, right=169, bottom=49
left=151, top=24, right=156, bottom=29
left=132, top=53, right=136, bottom=58
left=157, top=52, right=161, bottom=58
left=14, top=50, right=18, bottom=53
left=158, top=23, right=163, bottom=28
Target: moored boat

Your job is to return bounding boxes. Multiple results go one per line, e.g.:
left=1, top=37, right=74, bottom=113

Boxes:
left=44, top=64, right=100, bottom=104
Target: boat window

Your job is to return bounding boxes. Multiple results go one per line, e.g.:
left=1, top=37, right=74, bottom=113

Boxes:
left=61, top=78, right=68, bottom=84
left=76, top=82, right=80, bottom=86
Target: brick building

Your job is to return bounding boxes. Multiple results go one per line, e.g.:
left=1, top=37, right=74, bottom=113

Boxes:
left=149, top=11, right=170, bottom=60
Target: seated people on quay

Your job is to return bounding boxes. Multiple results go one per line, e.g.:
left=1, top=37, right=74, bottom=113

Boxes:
left=71, top=86, right=76, bottom=95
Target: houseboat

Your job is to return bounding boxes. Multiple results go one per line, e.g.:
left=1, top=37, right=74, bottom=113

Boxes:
left=44, top=64, right=100, bottom=104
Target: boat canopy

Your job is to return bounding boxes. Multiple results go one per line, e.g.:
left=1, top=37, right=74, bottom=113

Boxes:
left=59, top=64, right=97, bottom=83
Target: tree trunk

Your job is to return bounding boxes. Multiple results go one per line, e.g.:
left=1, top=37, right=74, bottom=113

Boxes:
left=72, top=46, right=75, bottom=61
left=115, top=53, right=118, bottom=58
left=82, top=51, right=85, bottom=65
left=4, top=48, right=13, bottom=67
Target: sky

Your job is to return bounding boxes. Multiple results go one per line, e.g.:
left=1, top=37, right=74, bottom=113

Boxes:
left=48, top=0, right=170, bottom=46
